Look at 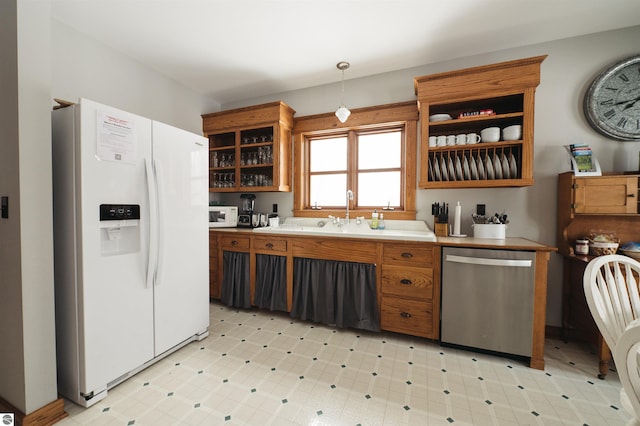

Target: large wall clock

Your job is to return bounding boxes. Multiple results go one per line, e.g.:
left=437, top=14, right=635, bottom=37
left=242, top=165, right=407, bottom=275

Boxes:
left=583, top=55, right=640, bottom=141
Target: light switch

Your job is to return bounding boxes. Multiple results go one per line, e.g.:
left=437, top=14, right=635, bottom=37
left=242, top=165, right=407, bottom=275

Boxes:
left=1, top=196, right=8, bottom=218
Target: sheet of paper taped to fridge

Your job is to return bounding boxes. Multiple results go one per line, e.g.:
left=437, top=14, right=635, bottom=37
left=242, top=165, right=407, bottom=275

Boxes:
left=96, top=111, right=137, bottom=165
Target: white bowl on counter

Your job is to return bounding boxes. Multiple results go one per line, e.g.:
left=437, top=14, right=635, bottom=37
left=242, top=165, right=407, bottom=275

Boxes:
left=473, top=224, right=507, bottom=239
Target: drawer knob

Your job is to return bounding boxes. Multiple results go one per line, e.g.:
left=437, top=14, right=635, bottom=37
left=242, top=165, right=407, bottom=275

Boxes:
left=231, top=240, right=238, bottom=245
left=400, top=311, right=412, bottom=318
left=266, top=243, right=274, bottom=249
left=401, top=252, right=413, bottom=258
left=400, top=279, right=412, bottom=285
left=628, top=193, right=636, bottom=198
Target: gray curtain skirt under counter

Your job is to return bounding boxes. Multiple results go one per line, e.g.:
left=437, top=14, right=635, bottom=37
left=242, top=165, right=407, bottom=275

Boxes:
left=221, top=251, right=250, bottom=308
left=291, top=257, right=380, bottom=332
left=254, top=254, right=287, bottom=312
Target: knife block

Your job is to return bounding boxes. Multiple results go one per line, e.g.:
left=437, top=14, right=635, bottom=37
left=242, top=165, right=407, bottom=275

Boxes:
left=433, top=216, right=449, bottom=237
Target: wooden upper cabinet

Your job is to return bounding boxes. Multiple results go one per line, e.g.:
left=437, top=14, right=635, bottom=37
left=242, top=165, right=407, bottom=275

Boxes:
left=414, top=56, right=546, bottom=189
left=202, top=101, right=295, bottom=192
left=556, top=171, right=640, bottom=256
left=573, top=175, right=639, bottom=214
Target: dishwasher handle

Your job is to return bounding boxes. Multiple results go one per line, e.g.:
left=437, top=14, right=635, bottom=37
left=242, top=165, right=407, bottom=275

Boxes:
left=445, top=254, right=532, bottom=268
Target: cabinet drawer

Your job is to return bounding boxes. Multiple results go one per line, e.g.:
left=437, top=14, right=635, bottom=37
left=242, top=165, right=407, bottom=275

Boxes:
left=383, top=243, right=433, bottom=267
left=220, top=235, right=250, bottom=251
left=381, top=265, right=432, bottom=299
left=254, top=237, right=287, bottom=253
left=381, top=296, right=434, bottom=338
left=292, top=238, right=377, bottom=263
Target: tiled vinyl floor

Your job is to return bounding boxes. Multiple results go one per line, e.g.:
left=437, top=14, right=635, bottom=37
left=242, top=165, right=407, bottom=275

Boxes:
left=58, top=301, right=632, bottom=425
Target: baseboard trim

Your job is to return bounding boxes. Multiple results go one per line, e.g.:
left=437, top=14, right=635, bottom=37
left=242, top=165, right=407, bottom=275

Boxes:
left=0, top=396, right=67, bottom=426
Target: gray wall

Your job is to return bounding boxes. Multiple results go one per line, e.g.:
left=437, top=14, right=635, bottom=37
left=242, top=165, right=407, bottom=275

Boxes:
left=219, top=25, right=640, bottom=327
left=0, top=0, right=57, bottom=414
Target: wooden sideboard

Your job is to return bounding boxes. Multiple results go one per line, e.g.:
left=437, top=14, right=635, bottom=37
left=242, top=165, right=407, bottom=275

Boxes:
left=557, top=171, right=640, bottom=378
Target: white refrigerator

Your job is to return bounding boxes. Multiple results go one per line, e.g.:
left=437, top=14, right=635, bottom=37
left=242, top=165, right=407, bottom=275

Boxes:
left=52, top=98, right=209, bottom=407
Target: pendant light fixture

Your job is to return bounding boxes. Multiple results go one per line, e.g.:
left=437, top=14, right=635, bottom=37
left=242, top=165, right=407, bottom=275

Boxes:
left=335, top=61, right=351, bottom=123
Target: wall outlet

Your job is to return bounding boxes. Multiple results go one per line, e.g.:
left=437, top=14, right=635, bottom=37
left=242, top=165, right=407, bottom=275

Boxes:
left=272, top=203, right=278, bottom=213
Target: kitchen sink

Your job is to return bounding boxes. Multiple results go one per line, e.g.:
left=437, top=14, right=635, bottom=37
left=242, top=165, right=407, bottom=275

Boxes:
left=253, top=218, right=437, bottom=242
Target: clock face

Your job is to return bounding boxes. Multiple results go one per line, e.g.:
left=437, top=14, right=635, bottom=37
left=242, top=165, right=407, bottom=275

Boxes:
left=584, top=55, right=640, bottom=141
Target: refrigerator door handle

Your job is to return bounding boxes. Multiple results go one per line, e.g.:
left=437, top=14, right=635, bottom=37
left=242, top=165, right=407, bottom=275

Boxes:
left=153, top=159, right=165, bottom=286
left=445, top=254, right=532, bottom=268
left=145, top=158, right=158, bottom=288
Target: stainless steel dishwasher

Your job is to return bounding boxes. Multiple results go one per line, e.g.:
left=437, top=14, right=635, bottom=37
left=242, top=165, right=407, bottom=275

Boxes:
left=441, top=247, right=536, bottom=358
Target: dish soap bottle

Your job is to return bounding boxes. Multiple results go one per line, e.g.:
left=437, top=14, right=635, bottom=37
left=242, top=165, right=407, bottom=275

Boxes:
left=371, top=209, right=379, bottom=229
left=377, top=213, right=385, bottom=230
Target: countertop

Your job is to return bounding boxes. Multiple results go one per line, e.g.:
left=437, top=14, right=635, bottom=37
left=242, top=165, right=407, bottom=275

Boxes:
left=437, top=236, right=557, bottom=251
left=210, top=228, right=557, bottom=251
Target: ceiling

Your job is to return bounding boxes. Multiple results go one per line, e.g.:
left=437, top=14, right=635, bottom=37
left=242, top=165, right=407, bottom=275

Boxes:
left=51, top=0, right=640, bottom=106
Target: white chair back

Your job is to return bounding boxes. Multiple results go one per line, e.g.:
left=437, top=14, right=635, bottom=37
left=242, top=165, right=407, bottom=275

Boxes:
left=616, top=319, right=640, bottom=421
left=583, top=254, right=640, bottom=352
left=584, top=254, right=640, bottom=421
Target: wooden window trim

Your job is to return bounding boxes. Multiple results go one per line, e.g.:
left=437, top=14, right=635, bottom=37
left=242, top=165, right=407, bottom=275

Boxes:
left=293, top=101, right=418, bottom=220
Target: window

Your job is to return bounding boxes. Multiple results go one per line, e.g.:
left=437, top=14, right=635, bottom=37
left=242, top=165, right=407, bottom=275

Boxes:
left=307, top=129, right=402, bottom=208
left=293, top=102, right=418, bottom=219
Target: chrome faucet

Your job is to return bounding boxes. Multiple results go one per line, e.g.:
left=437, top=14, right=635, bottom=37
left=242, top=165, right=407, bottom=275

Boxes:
left=346, top=189, right=354, bottom=224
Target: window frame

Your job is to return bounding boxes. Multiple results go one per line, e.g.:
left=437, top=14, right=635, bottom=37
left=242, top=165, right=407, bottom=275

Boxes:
left=293, top=101, right=418, bottom=220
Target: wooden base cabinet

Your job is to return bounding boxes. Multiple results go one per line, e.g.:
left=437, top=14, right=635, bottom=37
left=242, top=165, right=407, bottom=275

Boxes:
left=209, top=232, right=219, bottom=299
left=379, top=243, right=440, bottom=339
left=210, top=231, right=555, bottom=368
left=210, top=231, right=440, bottom=339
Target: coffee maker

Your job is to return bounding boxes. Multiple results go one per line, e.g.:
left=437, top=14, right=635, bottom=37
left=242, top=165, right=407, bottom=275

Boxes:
left=237, top=194, right=256, bottom=228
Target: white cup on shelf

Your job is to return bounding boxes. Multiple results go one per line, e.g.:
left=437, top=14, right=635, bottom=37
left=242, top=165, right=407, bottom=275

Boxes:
left=446, top=135, right=456, bottom=146
left=466, top=133, right=481, bottom=144
left=436, top=135, right=447, bottom=147
left=455, top=134, right=467, bottom=145
left=429, top=136, right=437, bottom=147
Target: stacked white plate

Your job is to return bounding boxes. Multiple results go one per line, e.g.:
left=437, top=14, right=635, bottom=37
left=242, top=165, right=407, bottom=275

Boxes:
left=427, top=151, right=519, bottom=181
left=428, top=113, right=452, bottom=122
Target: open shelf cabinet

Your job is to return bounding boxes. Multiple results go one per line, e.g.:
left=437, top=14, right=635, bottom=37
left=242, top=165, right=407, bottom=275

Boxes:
left=202, top=101, right=295, bottom=192
left=414, top=56, right=546, bottom=188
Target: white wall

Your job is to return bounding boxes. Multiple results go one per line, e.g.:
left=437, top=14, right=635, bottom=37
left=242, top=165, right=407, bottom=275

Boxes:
left=0, top=10, right=222, bottom=415
left=51, top=20, right=220, bottom=134
left=220, top=25, right=640, bottom=327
